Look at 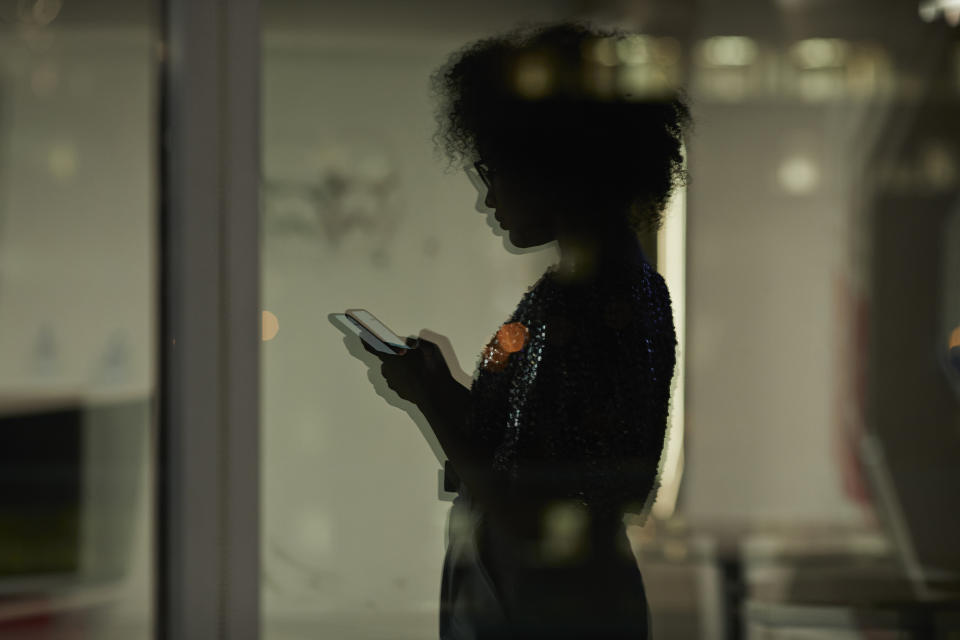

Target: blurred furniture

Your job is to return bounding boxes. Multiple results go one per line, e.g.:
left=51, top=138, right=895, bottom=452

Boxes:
left=740, top=527, right=960, bottom=639
left=632, top=518, right=960, bottom=639
left=0, top=394, right=149, bottom=628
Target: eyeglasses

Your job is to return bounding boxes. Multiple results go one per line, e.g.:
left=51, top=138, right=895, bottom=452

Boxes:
left=472, top=161, right=495, bottom=189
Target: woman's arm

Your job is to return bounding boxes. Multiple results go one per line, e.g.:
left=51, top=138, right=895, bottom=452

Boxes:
left=359, top=328, right=619, bottom=533
left=417, top=375, right=501, bottom=496
left=419, top=375, right=576, bottom=535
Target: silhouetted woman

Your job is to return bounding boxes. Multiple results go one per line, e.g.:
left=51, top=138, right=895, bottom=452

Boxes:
left=363, top=21, right=689, bottom=640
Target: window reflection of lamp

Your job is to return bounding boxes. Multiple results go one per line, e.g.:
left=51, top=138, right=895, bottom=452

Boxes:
left=792, top=39, right=848, bottom=70
left=696, top=36, right=759, bottom=102
left=777, top=154, right=821, bottom=195
left=615, top=36, right=683, bottom=100
left=919, top=0, right=960, bottom=25
left=791, top=38, right=849, bottom=102
left=701, top=36, right=758, bottom=67
left=512, top=53, right=554, bottom=99
left=582, top=37, right=619, bottom=67
left=262, top=310, right=280, bottom=342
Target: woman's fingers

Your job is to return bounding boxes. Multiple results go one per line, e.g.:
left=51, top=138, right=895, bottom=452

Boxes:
left=411, top=339, right=450, bottom=378
left=359, top=336, right=402, bottom=359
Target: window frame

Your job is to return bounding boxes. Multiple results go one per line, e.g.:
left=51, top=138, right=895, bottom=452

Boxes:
left=158, top=0, right=261, bottom=638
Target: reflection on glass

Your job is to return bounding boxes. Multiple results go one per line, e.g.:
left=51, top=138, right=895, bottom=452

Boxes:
left=261, top=2, right=960, bottom=638
left=701, top=36, right=758, bottom=68
left=0, top=2, right=156, bottom=638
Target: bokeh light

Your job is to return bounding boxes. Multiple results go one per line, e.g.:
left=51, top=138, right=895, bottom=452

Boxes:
left=512, top=53, right=553, bottom=99
left=791, top=38, right=849, bottom=69
left=700, top=36, right=759, bottom=67
left=262, top=310, right=280, bottom=341
left=777, top=155, right=820, bottom=195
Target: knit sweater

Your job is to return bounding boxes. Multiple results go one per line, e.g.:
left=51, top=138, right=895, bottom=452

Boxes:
left=456, top=245, right=676, bottom=517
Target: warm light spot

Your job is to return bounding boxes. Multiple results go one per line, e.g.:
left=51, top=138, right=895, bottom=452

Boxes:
left=513, top=54, right=553, bottom=99
left=791, top=38, right=849, bottom=69
left=700, top=36, right=758, bottom=67
left=615, top=35, right=651, bottom=65
left=262, top=310, right=279, bottom=341
left=541, top=502, right=588, bottom=561
left=497, top=322, right=528, bottom=353
left=777, top=155, right=820, bottom=194
left=950, top=326, right=960, bottom=350
left=618, top=66, right=672, bottom=98
left=582, top=37, right=619, bottom=67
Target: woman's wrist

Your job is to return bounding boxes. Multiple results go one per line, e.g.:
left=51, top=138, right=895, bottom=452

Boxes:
left=425, top=374, right=469, bottom=433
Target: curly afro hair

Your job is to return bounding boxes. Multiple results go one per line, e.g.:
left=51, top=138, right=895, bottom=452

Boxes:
left=430, top=21, right=691, bottom=232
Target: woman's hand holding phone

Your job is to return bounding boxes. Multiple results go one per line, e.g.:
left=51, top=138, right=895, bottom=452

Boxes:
left=359, top=333, right=457, bottom=412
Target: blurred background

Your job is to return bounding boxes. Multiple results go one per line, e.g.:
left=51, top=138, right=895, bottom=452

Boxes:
left=0, top=0, right=958, bottom=638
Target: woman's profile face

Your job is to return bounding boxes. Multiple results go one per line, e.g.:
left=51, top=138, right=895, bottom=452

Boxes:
left=484, top=167, right=559, bottom=249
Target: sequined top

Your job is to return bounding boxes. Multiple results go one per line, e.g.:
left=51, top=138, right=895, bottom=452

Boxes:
left=459, top=242, right=677, bottom=516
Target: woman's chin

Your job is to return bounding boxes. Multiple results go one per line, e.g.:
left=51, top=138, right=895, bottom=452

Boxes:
left=505, top=228, right=537, bottom=249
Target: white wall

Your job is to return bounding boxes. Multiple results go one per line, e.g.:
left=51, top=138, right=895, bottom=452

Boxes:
left=681, top=102, right=867, bottom=525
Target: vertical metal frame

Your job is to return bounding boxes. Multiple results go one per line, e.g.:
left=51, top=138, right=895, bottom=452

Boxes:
left=158, top=0, right=261, bottom=638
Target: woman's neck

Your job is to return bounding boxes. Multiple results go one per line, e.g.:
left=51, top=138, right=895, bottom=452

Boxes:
left=554, top=218, right=640, bottom=284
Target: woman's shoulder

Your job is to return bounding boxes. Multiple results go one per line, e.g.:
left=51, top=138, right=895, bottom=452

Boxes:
left=537, top=257, right=669, bottom=311
left=496, top=256, right=673, bottom=363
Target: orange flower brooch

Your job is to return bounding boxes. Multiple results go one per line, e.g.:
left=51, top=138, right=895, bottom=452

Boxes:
left=479, top=321, right=529, bottom=373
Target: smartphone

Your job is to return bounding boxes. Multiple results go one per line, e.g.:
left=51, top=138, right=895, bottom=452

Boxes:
left=345, top=309, right=410, bottom=352
left=331, top=313, right=401, bottom=355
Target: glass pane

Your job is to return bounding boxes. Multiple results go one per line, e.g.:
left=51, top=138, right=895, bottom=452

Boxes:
left=262, top=2, right=960, bottom=639
left=262, top=8, right=570, bottom=638
left=0, top=2, right=157, bottom=638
